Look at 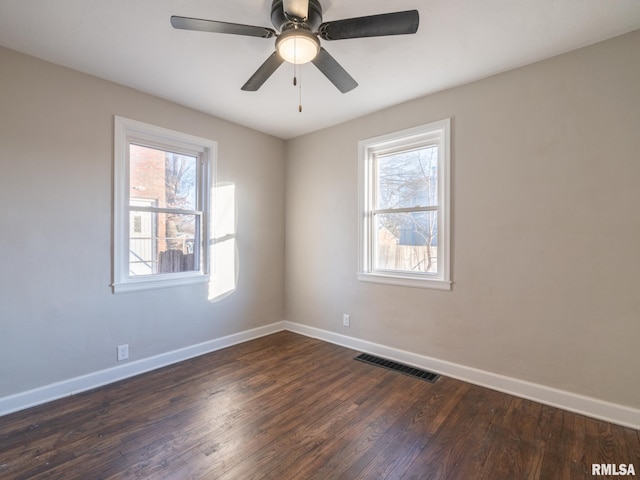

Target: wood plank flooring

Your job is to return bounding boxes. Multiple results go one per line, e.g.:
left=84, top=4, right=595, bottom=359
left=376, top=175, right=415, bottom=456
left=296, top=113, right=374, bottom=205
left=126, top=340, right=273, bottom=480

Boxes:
left=1, top=331, right=638, bottom=479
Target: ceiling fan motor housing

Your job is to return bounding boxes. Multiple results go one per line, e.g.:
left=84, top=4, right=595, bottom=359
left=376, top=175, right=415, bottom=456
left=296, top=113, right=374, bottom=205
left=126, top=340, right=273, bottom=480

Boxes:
left=271, top=0, right=323, bottom=31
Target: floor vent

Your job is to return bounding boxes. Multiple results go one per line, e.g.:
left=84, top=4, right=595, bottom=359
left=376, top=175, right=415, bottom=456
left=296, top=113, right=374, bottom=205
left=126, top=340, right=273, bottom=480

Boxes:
left=354, top=353, right=440, bottom=383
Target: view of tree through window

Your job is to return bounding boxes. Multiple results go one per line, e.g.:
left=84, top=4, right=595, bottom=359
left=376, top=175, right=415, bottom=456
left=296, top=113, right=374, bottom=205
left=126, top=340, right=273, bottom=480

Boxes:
left=374, top=145, right=439, bottom=273
left=129, top=144, right=200, bottom=276
left=359, top=119, right=450, bottom=289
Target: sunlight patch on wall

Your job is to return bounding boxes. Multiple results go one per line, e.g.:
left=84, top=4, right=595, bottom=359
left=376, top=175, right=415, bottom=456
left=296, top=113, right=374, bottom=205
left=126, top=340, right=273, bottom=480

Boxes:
left=209, top=182, right=238, bottom=302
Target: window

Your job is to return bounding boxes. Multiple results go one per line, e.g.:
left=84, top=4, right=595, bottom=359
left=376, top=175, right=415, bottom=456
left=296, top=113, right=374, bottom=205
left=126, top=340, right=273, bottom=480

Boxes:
left=358, top=119, right=451, bottom=290
left=113, top=116, right=216, bottom=293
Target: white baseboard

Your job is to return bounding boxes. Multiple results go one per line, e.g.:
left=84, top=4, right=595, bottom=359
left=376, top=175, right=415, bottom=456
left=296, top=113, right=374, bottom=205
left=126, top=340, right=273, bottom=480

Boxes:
left=0, top=321, right=285, bottom=418
left=3, top=320, right=639, bottom=430
left=284, top=321, right=640, bottom=430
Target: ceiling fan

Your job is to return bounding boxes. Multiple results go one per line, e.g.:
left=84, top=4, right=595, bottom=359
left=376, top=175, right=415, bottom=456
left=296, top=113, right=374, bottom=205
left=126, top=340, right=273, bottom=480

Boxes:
left=171, top=0, right=419, bottom=93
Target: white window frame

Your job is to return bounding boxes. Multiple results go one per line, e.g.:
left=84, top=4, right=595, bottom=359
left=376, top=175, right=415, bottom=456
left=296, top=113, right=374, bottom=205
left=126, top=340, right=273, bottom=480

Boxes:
left=358, top=119, right=451, bottom=290
left=113, top=116, right=216, bottom=293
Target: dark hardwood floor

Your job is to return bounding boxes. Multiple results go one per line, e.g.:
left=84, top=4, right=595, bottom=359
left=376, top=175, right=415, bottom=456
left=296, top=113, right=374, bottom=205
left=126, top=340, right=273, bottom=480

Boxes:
left=1, top=331, right=638, bottom=479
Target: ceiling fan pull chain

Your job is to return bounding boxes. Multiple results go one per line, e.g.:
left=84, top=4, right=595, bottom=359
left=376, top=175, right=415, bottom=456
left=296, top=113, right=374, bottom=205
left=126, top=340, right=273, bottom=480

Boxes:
left=293, top=59, right=297, bottom=86
left=293, top=34, right=297, bottom=86
left=298, top=64, right=303, bottom=112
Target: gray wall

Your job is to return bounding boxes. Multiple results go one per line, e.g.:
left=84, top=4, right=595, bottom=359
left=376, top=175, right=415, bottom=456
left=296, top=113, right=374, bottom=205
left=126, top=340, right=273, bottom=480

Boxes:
left=0, top=46, right=285, bottom=397
left=285, top=30, right=640, bottom=409
left=2, top=29, right=639, bottom=413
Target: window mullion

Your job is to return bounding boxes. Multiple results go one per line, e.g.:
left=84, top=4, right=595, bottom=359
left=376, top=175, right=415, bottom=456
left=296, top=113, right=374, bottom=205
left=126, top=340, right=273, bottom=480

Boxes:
left=128, top=206, right=203, bottom=216
left=372, top=206, right=438, bottom=215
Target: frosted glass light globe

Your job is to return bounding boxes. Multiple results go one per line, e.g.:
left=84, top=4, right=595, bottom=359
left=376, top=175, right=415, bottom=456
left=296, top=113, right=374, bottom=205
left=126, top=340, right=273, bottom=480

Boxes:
left=276, top=29, right=320, bottom=64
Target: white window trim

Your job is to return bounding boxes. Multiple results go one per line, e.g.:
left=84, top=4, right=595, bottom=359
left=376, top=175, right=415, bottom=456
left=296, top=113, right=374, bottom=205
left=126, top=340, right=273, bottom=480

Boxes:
left=112, top=116, right=216, bottom=293
left=358, top=119, right=451, bottom=290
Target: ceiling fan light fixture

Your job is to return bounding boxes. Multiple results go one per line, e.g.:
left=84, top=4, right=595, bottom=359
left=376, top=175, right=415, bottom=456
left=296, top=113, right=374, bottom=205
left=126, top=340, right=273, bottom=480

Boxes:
left=276, top=28, right=320, bottom=64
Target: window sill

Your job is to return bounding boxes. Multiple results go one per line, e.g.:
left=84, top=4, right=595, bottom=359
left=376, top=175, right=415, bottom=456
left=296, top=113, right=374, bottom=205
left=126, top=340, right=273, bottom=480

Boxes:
left=358, top=272, right=452, bottom=291
left=112, top=273, right=209, bottom=294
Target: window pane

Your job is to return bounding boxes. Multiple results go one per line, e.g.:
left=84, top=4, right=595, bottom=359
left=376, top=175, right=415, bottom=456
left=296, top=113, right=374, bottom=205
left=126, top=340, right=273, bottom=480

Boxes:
left=374, top=211, right=438, bottom=273
left=129, top=211, right=199, bottom=276
left=129, top=144, right=197, bottom=210
left=376, top=146, right=438, bottom=209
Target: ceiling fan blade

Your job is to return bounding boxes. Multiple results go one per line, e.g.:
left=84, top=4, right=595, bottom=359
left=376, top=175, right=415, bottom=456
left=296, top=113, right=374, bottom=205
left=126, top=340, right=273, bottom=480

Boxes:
left=283, top=0, right=309, bottom=20
left=311, top=48, right=358, bottom=93
left=318, top=10, right=419, bottom=40
left=171, top=16, right=275, bottom=38
left=241, top=52, right=285, bottom=91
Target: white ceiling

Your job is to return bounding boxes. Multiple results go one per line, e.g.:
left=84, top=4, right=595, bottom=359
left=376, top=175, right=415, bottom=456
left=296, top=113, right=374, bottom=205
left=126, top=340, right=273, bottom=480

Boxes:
left=1, top=0, right=639, bottom=139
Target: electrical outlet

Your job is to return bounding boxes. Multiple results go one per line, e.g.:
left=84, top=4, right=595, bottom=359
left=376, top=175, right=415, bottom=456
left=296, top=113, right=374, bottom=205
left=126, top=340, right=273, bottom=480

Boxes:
left=117, top=344, right=129, bottom=361
left=342, top=314, right=350, bottom=327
